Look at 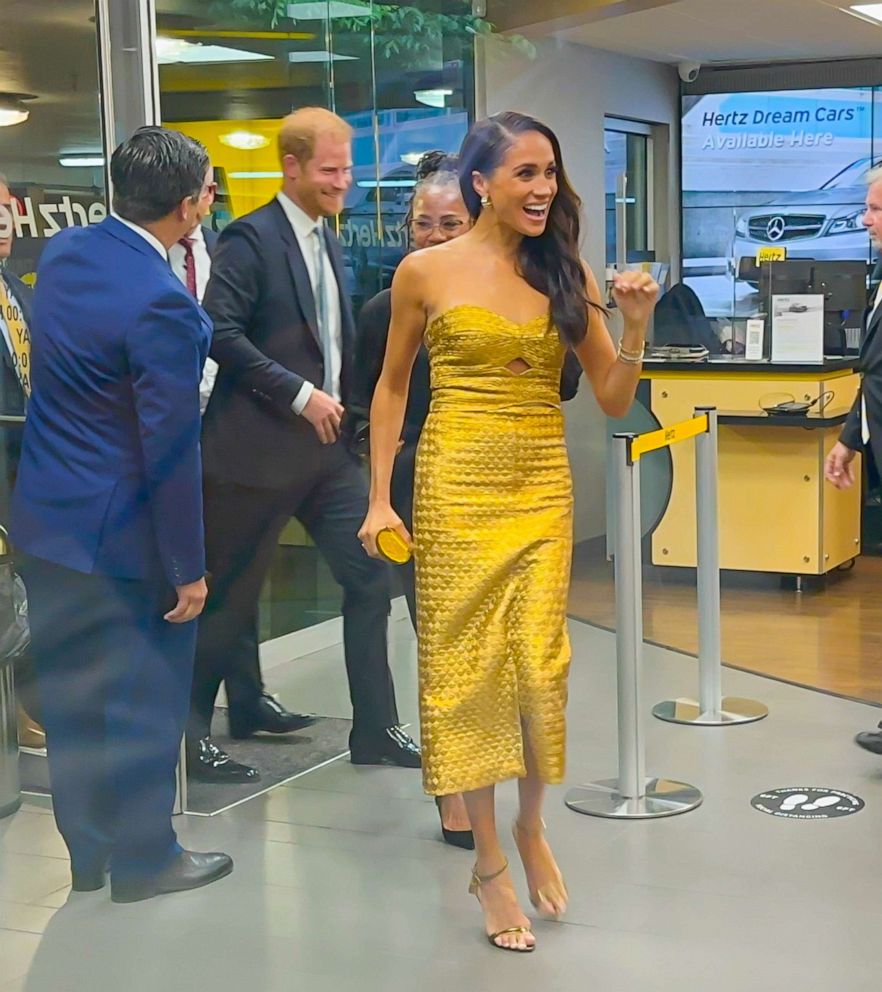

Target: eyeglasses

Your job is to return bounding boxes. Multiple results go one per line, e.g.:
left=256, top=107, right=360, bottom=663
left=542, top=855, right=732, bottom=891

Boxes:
left=202, top=181, right=218, bottom=198
left=410, top=218, right=465, bottom=236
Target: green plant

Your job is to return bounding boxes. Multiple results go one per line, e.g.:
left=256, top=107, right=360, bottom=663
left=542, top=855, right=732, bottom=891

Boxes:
left=209, top=1, right=536, bottom=64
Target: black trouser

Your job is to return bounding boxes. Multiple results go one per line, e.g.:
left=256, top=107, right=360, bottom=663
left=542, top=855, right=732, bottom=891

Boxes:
left=189, top=442, right=398, bottom=740
left=390, top=441, right=418, bottom=630
left=19, top=556, right=192, bottom=880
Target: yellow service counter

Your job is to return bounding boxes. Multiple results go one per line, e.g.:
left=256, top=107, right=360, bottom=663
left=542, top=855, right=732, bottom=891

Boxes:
left=638, top=359, right=862, bottom=576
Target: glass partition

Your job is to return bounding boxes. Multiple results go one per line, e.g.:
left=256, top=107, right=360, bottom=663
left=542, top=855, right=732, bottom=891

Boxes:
left=156, top=1, right=475, bottom=636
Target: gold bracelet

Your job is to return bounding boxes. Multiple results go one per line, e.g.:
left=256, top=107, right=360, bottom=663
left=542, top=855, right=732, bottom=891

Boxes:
left=618, top=342, right=644, bottom=359
left=616, top=343, right=644, bottom=365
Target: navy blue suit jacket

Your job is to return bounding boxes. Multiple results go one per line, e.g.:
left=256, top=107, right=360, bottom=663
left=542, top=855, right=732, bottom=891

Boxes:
left=10, top=216, right=211, bottom=587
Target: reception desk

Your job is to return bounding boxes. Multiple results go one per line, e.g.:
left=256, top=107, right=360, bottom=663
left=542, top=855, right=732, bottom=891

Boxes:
left=638, top=358, right=862, bottom=576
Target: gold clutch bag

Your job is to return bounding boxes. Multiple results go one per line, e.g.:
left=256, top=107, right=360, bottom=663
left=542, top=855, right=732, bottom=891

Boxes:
left=376, top=528, right=412, bottom=565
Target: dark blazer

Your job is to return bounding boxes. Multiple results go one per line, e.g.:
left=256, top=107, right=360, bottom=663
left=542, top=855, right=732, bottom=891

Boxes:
left=841, top=297, right=882, bottom=469
left=348, top=288, right=584, bottom=449
left=203, top=226, right=218, bottom=259
left=350, top=289, right=430, bottom=445
left=201, top=197, right=355, bottom=490
left=10, top=217, right=211, bottom=586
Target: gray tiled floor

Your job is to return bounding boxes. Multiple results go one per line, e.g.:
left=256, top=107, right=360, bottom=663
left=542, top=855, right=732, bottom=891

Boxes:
left=3, top=617, right=882, bottom=991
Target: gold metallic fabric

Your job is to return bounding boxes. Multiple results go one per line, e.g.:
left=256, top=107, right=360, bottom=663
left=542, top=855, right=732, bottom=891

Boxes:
left=414, top=306, right=573, bottom=796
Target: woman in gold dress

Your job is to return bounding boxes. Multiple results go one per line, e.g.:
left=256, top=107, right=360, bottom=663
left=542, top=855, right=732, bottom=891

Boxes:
left=359, top=112, right=658, bottom=952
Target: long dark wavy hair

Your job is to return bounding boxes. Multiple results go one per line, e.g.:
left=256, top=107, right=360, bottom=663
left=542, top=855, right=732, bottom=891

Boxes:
left=458, top=111, right=601, bottom=346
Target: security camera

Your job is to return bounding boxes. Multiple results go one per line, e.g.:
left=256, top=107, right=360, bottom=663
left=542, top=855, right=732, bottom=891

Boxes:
left=678, top=61, right=701, bottom=83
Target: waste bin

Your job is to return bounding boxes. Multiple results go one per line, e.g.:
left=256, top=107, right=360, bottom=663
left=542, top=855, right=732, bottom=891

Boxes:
left=0, top=530, right=21, bottom=819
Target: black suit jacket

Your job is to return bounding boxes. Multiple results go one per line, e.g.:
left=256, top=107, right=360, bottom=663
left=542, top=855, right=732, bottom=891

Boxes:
left=203, top=226, right=218, bottom=259
left=841, top=299, right=882, bottom=469
left=201, top=198, right=355, bottom=490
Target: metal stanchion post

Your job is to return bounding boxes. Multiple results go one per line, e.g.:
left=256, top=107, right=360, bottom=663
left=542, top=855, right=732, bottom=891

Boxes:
left=174, top=736, right=187, bottom=815
left=566, top=435, right=702, bottom=819
left=653, top=408, right=768, bottom=726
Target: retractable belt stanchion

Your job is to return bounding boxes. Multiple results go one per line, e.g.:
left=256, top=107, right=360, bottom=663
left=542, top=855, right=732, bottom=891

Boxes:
left=565, top=425, right=703, bottom=820
left=652, top=407, right=768, bottom=727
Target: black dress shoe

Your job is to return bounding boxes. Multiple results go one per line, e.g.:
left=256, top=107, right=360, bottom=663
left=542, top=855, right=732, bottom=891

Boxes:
left=435, top=796, right=475, bottom=851
left=228, top=694, right=317, bottom=740
left=187, top=737, right=260, bottom=783
left=111, top=850, right=234, bottom=904
left=71, top=863, right=108, bottom=892
left=855, top=721, right=882, bottom=754
left=349, top=725, right=422, bottom=768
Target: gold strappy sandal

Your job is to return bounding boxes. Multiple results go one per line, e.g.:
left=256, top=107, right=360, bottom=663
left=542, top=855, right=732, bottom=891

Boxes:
left=512, top=819, right=568, bottom=918
left=468, top=859, right=535, bottom=952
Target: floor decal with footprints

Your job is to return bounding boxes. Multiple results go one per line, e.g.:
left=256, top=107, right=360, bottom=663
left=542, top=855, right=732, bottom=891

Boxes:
left=751, top=787, right=864, bottom=819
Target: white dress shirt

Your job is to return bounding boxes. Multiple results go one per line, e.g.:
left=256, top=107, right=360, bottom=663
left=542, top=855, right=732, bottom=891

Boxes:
left=861, top=282, right=882, bottom=444
left=168, top=225, right=217, bottom=414
left=113, top=214, right=168, bottom=260
left=275, top=191, right=343, bottom=413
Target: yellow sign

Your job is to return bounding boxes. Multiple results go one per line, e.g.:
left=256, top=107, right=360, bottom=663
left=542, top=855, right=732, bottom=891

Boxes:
left=756, top=246, right=787, bottom=265
left=630, top=414, right=709, bottom=461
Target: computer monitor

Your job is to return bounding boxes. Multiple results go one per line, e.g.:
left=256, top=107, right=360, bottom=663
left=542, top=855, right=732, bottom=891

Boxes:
left=811, top=260, right=870, bottom=355
left=757, top=259, right=814, bottom=300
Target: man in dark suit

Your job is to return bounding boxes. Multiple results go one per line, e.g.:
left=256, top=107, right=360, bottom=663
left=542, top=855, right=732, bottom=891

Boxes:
left=11, top=127, right=232, bottom=903
left=192, top=107, right=419, bottom=777
left=825, top=168, right=882, bottom=754
left=0, top=173, right=44, bottom=750
left=169, top=170, right=220, bottom=413
left=168, top=169, right=259, bottom=784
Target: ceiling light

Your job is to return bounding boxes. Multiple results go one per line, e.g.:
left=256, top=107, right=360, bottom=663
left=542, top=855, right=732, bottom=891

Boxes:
left=156, top=36, right=274, bottom=65
left=228, top=171, right=283, bottom=179
left=59, top=154, right=105, bottom=168
left=849, top=4, right=882, bottom=22
left=0, top=96, right=29, bottom=128
left=287, top=50, right=357, bottom=63
left=356, top=179, right=416, bottom=188
left=414, top=88, right=453, bottom=109
left=287, top=2, right=372, bottom=19
left=220, top=130, right=271, bottom=151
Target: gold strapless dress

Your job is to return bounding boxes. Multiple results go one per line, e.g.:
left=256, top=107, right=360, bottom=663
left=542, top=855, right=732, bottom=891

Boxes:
left=413, top=305, right=573, bottom=796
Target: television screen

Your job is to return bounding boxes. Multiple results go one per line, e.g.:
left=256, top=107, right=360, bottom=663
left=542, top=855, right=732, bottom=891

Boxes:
left=682, top=87, right=881, bottom=317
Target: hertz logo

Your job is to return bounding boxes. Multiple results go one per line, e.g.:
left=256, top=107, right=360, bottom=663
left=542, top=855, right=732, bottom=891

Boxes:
left=10, top=195, right=107, bottom=240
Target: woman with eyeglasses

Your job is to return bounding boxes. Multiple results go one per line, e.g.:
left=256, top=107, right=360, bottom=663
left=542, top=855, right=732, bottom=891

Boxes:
left=350, top=152, right=475, bottom=850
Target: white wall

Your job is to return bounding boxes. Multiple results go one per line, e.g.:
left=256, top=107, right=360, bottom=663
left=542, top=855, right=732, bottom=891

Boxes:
left=479, top=38, right=680, bottom=541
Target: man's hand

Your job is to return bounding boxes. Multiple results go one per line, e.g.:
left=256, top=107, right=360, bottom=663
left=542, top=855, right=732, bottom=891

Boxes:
left=302, top=389, right=344, bottom=445
left=824, top=441, right=858, bottom=490
left=165, top=577, right=208, bottom=624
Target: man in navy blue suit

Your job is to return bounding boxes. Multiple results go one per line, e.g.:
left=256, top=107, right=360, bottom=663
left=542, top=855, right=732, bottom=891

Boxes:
left=11, top=127, right=233, bottom=903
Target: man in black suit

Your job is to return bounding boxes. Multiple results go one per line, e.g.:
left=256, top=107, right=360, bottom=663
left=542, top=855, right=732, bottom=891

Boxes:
left=169, top=169, right=261, bottom=783
left=824, top=167, right=882, bottom=754
left=168, top=168, right=220, bottom=414
left=191, top=107, right=419, bottom=780
left=0, top=173, right=44, bottom=749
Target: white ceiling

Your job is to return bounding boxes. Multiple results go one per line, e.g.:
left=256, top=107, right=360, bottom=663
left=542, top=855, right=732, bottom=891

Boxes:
left=556, top=0, right=882, bottom=64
